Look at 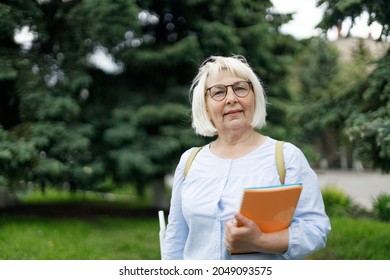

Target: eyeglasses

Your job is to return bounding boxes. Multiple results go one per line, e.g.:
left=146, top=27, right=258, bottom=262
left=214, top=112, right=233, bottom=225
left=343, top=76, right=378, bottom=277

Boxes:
left=206, top=81, right=252, bottom=101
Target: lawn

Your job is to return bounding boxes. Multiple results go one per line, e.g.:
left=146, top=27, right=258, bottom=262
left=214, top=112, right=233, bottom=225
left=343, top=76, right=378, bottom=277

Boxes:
left=1, top=212, right=389, bottom=260
left=0, top=214, right=161, bottom=260
left=309, top=216, right=390, bottom=260
left=1, top=187, right=389, bottom=260
left=1, top=186, right=162, bottom=260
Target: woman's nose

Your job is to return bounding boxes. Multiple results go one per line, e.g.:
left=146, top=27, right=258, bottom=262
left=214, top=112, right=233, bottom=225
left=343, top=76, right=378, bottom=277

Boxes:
left=225, top=87, right=237, bottom=104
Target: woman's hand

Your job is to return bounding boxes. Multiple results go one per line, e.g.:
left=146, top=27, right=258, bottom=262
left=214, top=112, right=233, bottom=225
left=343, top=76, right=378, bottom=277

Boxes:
left=224, top=212, right=262, bottom=253
left=224, top=212, right=289, bottom=254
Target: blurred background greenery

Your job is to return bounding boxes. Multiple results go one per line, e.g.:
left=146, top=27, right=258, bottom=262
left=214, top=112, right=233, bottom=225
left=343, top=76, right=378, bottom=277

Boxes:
left=0, top=0, right=389, bottom=260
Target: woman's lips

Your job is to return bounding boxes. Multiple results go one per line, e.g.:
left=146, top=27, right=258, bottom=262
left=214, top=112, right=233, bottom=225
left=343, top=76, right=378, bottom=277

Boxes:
left=224, top=109, right=242, bottom=116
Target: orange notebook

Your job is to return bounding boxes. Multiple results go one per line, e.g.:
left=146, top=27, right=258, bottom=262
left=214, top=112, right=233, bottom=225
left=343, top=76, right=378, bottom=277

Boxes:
left=230, top=183, right=303, bottom=254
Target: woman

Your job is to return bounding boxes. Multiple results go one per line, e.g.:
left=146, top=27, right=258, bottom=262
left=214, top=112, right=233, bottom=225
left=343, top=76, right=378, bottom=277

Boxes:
left=163, top=55, right=331, bottom=260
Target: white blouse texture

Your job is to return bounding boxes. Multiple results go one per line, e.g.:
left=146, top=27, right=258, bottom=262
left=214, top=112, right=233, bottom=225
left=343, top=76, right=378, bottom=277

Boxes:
left=163, top=137, right=331, bottom=260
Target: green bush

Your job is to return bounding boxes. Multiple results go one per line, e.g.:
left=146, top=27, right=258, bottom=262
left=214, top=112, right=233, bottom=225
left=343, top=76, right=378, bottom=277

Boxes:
left=373, top=193, right=390, bottom=222
left=321, top=186, right=353, bottom=217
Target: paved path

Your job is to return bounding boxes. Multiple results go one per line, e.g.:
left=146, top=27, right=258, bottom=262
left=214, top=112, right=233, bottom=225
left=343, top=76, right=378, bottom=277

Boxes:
left=316, top=170, right=390, bottom=210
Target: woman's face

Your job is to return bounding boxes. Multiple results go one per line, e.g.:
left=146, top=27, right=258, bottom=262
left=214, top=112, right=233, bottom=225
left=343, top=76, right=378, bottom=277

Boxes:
left=205, top=70, right=255, bottom=135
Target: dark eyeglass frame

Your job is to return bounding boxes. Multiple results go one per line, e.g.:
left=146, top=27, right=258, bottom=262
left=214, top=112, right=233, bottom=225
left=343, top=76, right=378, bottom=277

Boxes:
left=206, top=81, right=252, bottom=101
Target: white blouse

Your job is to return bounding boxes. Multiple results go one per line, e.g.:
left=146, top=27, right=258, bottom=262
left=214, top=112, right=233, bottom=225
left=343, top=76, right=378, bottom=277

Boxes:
left=163, top=137, right=331, bottom=260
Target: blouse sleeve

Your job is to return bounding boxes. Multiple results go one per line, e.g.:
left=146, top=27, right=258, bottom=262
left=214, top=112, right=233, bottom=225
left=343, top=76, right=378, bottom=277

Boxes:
left=281, top=143, right=331, bottom=259
left=162, top=149, right=191, bottom=260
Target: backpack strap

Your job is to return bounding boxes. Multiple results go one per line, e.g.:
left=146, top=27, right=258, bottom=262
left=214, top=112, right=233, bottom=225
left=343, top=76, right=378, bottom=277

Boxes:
left=275, top=141, right=286, bottom=184
left=184, top=146, right=203, bottom=178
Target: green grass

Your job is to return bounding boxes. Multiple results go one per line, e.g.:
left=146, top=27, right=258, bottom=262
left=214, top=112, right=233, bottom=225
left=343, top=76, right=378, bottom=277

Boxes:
left=1, top=186, right=389, bottom=260
left=1, top=186, right=162, bottom=260
left=0, top=215, right=161, bottom=260
left=1, top=214, right=389, bottom=260
left=309, top=216, right=390, bottom=260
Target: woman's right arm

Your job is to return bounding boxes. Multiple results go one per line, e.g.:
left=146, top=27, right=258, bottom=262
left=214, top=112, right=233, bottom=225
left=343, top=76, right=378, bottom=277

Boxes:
left=162, top=151, right=191, bottom=260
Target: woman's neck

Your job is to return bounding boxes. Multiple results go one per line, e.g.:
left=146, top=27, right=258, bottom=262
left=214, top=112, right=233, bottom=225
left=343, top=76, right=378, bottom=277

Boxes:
left=210, top=130, right=266, bottom=159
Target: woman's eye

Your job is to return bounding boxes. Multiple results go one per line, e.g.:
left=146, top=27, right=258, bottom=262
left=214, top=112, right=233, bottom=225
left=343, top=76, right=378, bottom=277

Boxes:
left=211, top=88, right=225, bottom=96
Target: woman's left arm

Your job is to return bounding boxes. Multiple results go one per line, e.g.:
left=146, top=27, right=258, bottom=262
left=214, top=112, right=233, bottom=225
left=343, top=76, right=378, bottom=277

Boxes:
left=282, top=144, right=331, bottom=259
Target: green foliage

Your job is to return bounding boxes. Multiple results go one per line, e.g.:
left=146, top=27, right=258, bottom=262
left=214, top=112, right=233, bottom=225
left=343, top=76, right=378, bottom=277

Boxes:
left=24, top=121, right=104, bottom=190
left=19, top=185, right=146, bottom=205
left=0, top=57, right=17, bottom=80
left=321, top=185, right=374, bottom=218
left=293, top=38, right=341, bottom=133
left=317, top=0, right=390, bottom=38
left=103, top=125, right=137, bottom=149
left=0, top=1, right=42, bottom=42
left=0, top=0, right=299, bottom=202
left=104, top=103, right=204, bottom=195
left=68, top=0, right=141, bottom=50
left=34, top=158, right=68, bottom=183
left=373, top=193, right=390, bottom=222
left=316, top=0, right=390, bottom=172
left=0, top=126, right=37, bottom=192
left=287, top=38, right=349, bottom=166
left=290, top=32, right=390, bottom=171
left=321, top=186, right=353, bottom=217
left=201, top=21, right=244, bottom=54
left=292, top=38, right=369, bottom=134
left=345, top=54, right=390, bottom=173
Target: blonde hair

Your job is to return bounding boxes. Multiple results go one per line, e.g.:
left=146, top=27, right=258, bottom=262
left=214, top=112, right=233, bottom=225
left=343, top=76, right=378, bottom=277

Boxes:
left=190, top=55, right=267, bottom=137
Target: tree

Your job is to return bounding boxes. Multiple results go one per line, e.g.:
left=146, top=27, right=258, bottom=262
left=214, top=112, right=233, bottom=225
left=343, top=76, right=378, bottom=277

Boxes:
left=344, top=53, right=390, bottom=172
left=317, top=0, right=390, bottom=172
left=103, top=103, right=204, bottom=208
left=0, top=0, right=300, bottom=206
left=291, top=37, right=378, bottom=168
left=0, top=0, right=141, bottom=195
left=289, top=38, right=342, bottom=167
left=317, top=0, right=390, bottom=39
left=0, top=125, right=37, bottom=193
left=85, top=0, right=300, bottom=202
